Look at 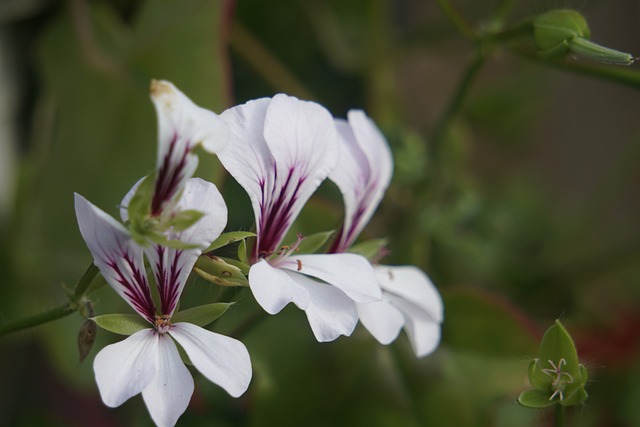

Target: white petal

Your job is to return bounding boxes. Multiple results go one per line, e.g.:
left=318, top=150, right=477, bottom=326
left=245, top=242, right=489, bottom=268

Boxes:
left=75, top=193, right=156, bottom=322
left=170, top=323, right=252, bottom=398
left=219, top=95, right=338, bottom=257
left=329, top=110, right=393, bottom=251
left=93, top=329, right=158, bottom=407
left=248, top=260, right=310, bottom=314
left=285, top=271, right=358, bottom=342
left=279, top=253, right=381, bottom=303
left=150, top=80, right=228, bottom=216
left=374, top=265, right=443, bottom=322
left=356, top=299, right=404, bottom=345
left=142, top=335, right=194, bottom=427
left=386, top=294, right=442, bottom=357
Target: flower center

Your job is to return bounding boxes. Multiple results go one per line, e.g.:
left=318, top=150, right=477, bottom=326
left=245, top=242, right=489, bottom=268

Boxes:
left=154, top=314, right=173, bottom=334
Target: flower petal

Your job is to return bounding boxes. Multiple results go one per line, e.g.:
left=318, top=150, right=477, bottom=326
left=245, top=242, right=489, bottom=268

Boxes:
left=170, top=323, right=252, bottom=398
left=386, top=293, right=442, bottom=357
left=142, top=334, right=194, bottom=427
left=93, top=329, right=158, bottom=407
left=374, top=265, right=443, bottom=322
left=329, top=110, right=393, bottom=252
left=356, top=299, right=404, bottom=345
left=120, top=178, right=228, bottom=316
left=219, top=94, right=338, bottom=257
left=248, top=259, right=310, bottom=314
left=75, top=193, right=156, bottom=322
left=279, top=253, right=381, bottom=303
left=149, top=80, right=228, bottom=216
left=285, top=271, right=358, bottom=342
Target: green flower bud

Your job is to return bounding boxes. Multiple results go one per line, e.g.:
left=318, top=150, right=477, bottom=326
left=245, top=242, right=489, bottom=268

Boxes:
left=518, top=320, right=588, bottom=408
left=533, top=9, right=634, bottom=65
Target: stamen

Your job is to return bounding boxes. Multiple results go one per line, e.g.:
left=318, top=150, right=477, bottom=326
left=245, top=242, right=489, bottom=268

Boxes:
left=154, top=314, right=173, bottom=334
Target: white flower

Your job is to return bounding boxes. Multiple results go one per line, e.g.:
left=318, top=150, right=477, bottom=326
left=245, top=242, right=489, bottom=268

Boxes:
left=329, top=110, right=444, bottom=357
left=75, top=179, right=252, bottom=427
left=217, top=94, right=381, bottom=342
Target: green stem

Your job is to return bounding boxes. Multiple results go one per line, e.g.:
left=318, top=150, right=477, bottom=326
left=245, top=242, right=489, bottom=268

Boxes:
left=0, top=303, right=76, bottom=337
left=435, top=0, right=476, bottom=40
left=554, top=403, right=565, bottom=427
left=431, top=49, right=486, bottom=158
left=73, top=263, right=99, bottom=301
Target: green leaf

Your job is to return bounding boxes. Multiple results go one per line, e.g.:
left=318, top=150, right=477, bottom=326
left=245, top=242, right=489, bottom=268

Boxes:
left=238, top=238, right=249, bottom=265
left=518, top=389, right=555, bottom=408
left=205, top=231, right=256, bottom=252
left=295, top=231, right=335, bottom=254
left=92, top=314, right=149, bottom=335
left=172, top=302, right=232, bottom=327
left=169, top=209, right=205, bottom=231
left=349, top=238, right=388, bottom=260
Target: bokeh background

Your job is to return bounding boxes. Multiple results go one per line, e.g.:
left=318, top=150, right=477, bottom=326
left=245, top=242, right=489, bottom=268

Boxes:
left=1, top=0, right=640, bottom=425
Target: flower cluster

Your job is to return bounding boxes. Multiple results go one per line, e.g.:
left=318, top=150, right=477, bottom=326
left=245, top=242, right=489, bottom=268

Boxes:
left=75, top=81, right=443, bottom=426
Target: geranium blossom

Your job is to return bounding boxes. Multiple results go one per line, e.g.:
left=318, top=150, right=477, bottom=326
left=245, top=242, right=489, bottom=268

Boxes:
left=75, top=179, right=251, bottom=427
left=217, top=94, right=381, bottom=342
left=329, top=110, right=443, bottom=357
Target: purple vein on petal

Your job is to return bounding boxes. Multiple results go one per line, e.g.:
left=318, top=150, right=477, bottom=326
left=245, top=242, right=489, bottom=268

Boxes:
left=102, top=241, right=156, bottom=323
left=151, top=133, right=191, bottom=217
left=152, top=245, right=184, bottom=315
left=256, top=163, right=306, bottom=259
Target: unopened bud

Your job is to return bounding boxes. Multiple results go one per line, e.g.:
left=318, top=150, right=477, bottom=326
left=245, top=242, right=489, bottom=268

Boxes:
left=77, top=319, right=97, bottom=363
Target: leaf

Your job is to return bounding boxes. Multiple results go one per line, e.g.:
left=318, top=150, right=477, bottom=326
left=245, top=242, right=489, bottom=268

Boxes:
left=295, top=231, right=335, bottom=254
left=205, top=231, right=256, bottom=252
left=171, top=302, right=232, bottom=327
left=349, top=238, right=388, bottom=260
left=92, top=314, right=150, bottom=335
left=238, top=238, right=249, bottom=265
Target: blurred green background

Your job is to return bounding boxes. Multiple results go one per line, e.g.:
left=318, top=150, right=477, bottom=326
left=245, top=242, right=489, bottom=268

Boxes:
left=1, top=0, right=640, bottom=425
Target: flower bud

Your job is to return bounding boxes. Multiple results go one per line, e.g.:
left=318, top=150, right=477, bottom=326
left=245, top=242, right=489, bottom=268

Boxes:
left=77, top=319, right=97, bottom=362
left=533, top=9, right=634, bottom=65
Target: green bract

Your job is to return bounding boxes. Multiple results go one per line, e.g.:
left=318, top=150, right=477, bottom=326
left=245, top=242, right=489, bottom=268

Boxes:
left=92, top=314, right=149, bottom=335
left=533, top=9, right=634, bottom=65
left=518, top=320, right=588, bottom=408
left=195, top=255, right=250, bottom=287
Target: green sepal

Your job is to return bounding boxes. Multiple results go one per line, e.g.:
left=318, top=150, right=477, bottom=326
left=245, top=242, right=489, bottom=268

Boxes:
left=92, top=314, right=149, bottom=335
left=518, top=389, right=556, bottom=408
left=171, top=302, right=233, bottom=327
left=533, top=10, right=589, bottom=54
left=349, top=238, right=388, bottom=260
left=294, top=231, right=335, bottom=254
left=238, top=238, right=249, bottom=265
left=194, top=255, right=249, bottom=287
left=127, top=173, right=155, bottom=223
left=205, top=231, right=256, bottom=253
left=219, top=257, right=250, bottom=275
left=168, top=209, right=205, bottom=232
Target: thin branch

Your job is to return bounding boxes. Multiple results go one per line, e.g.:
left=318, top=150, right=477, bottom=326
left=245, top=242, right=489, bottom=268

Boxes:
left=435, top=0, right=476, bottom=40
left=0, top=303, right=76, bottom=337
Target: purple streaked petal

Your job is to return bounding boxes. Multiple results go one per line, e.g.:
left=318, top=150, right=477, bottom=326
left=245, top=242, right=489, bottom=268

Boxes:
left=278, top=253, right=381, bottom=303
left=284, top=271, right=359, bottom=342
left=248, top=259, right=310, bottom=314
left=75, top=194, right=156, bottom=322
left=142, top=334, right=194, bottom=427
left=219, top=94, right=338, bottom=259
left=170, top=323, right=252, bottom=398
left=140, top=178, right=228, bottom=315
left=150, top=80, right=228, bottom=216
left=329, top=110, right=393, bottom=252
left=93, top=329, right=158, bottom=407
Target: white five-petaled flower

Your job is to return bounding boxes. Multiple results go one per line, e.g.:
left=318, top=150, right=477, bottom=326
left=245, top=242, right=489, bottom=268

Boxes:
left=75, top=179, right=252, bottom=427
left=74, top=81, right=249, bottom=427
left=329, top=110, right=444, bottom=357
left=217, top=94, right=381, bottom=342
